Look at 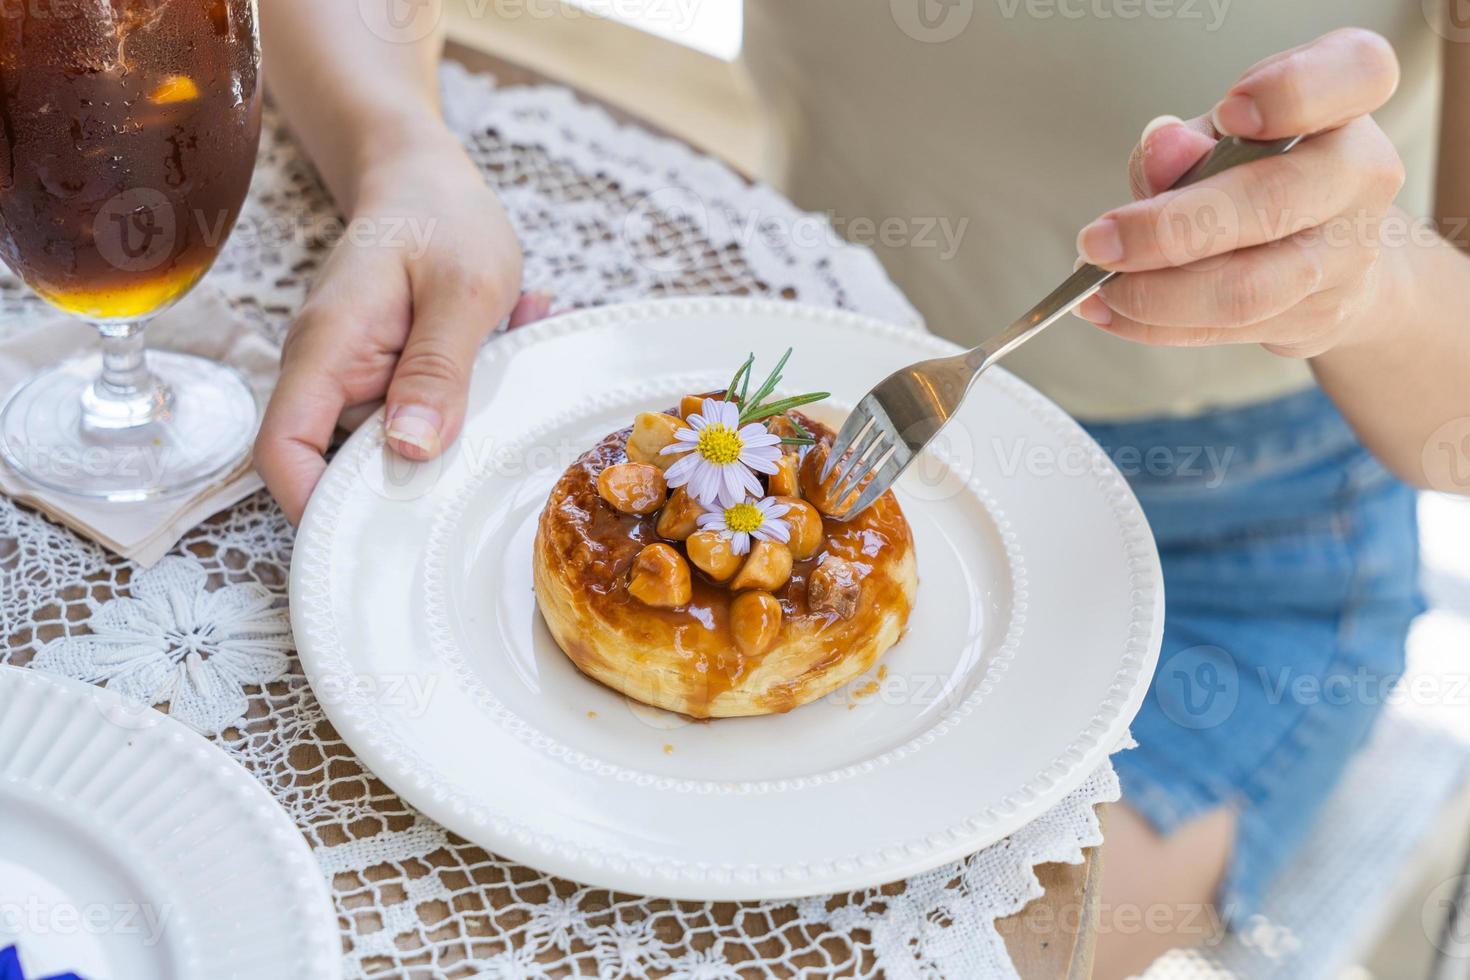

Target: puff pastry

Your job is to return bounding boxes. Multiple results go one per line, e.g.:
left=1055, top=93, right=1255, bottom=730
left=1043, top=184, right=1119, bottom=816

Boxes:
left=533, top=408, right=917, bottom=718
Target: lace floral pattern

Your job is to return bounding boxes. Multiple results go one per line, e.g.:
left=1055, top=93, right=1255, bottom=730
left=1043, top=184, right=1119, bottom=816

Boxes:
left=0, top=65, right=1120, bottom=978
left=32, top=555, right=291, bottom=734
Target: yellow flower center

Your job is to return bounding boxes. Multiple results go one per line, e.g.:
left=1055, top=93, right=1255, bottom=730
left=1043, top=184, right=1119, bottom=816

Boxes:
left=724, top=502, right=764, bottom=534
left=696, top=425, right=744, bottom=466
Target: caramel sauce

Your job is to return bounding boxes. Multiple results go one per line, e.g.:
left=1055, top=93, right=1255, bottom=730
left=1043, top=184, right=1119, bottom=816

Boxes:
left=537, top=413, right=914, bottom=715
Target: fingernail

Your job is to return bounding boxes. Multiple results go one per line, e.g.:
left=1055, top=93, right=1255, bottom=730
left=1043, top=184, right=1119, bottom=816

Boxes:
left=386, top=405, right=442, bottom=458
left=1075, top=295, right=1113, bottom=326
left=1140, top=113, right=1184, bottom=147
left=1212, top=93, right=1263, bottom=137
left=1077, top=218, right=1125, bottom=265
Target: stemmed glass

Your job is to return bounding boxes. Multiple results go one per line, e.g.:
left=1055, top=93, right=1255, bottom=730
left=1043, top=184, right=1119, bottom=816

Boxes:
left=0, top=0, right=263, bottom=500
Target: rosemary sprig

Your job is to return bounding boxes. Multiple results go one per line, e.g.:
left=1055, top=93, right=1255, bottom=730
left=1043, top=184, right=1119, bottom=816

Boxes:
left=781, top=414, right=814, bottom=447
left=725, top=354, right=754, bottom=405
left=743, top=393, right=830, bottom=425
left=716, top=348, right=828, bottom=443
left=743, top=347, right=793, bottom=411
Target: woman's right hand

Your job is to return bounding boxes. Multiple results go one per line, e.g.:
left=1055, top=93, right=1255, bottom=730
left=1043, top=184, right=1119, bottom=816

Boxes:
left=254, top=128, right=548, bottom=525
left=1071, top=28, right=1406, bottom=359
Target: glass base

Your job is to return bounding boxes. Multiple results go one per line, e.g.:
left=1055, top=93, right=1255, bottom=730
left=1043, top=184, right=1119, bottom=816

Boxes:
left=0, top=351, right=257, bottom=502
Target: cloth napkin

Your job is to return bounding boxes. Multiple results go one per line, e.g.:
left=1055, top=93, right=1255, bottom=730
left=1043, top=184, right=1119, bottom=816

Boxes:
left=0, top=287, right=279, bottom=567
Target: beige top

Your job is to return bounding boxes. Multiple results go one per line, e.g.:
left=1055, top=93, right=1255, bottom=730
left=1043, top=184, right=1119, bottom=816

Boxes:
left=743, top=1, right=1441, bottom=419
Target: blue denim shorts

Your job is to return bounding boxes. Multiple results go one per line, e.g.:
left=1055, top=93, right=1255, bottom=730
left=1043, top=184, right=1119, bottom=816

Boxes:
left=1081, top=387, right=1424, bottom=920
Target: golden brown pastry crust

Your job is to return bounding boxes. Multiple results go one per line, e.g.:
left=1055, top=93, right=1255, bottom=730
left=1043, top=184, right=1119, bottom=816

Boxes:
left=533, top=416, right=917, bottom=718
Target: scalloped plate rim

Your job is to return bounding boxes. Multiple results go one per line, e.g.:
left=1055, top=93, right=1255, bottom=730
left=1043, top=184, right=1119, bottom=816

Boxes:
left=0, top=664, right=342, bottom=979
left=291, top=296, right=1164, bottom=900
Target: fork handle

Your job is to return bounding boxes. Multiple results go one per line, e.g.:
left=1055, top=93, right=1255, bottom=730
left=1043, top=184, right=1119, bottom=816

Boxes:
left=967, top=134, right=1304, bottom=372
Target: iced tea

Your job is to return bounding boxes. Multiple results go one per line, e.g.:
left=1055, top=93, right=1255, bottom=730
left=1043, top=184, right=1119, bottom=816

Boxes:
left=0, top=0, right=262, bottom=321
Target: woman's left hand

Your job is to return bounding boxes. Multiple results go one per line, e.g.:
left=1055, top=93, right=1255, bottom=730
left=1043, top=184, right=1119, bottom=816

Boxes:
left=1073, top=28, right=1408, bottom=358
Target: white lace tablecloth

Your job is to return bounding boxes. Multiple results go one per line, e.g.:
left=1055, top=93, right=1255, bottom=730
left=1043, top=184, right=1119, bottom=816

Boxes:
left=0, top=64, right=1121, bottom=979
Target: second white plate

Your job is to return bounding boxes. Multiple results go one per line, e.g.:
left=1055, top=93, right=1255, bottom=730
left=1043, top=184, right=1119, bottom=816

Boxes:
left=0, top=666, right=340, bottom=980
left=292, top=298, right=1163, bottom=900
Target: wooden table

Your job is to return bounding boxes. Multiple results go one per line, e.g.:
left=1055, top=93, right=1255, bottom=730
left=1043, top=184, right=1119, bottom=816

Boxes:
left=444, top=38, right=1106, bottom=979
left=996, top=817, right=1106, bottom=979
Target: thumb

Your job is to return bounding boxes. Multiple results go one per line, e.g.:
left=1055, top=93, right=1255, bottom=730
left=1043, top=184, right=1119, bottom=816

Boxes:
left=384, top=273, right=505, bottom=461
left=1126, top=114, right=1218, bottom=199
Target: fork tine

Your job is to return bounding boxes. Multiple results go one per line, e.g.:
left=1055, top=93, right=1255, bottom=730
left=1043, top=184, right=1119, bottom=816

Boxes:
left=842, top=472, right=891, bottom=520
left=832, top=433, right=890, bottom=505
left=822, top=409, right=875, bottom=481
left=825, top=421, right=882, bottom=497
left=856, top=441, right=900, bottom=496
left=841, top=449, right=902, bottom=519
left=829, top=430, right=888, bottom=504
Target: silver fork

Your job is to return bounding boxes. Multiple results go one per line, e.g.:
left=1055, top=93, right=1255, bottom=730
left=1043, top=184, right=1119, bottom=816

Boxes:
left=821, top=134, right=1304, bottom=518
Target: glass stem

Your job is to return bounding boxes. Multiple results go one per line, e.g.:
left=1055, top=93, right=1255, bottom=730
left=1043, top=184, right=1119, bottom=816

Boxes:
left=82, top=321, right=173, bottom=430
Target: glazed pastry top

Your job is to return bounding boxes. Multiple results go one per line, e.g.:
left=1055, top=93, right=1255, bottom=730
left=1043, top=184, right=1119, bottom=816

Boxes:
left=537, top=413, right=913, bottom=712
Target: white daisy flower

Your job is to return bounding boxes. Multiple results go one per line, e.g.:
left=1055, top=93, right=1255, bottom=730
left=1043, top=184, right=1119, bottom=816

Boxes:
left=661, top=397, right=783, bottom=507
left=696, top=496, right=793, bottom=556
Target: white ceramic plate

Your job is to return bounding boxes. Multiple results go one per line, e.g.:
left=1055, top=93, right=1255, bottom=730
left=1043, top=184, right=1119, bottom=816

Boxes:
left=0, top=666, right=341, bottom=980
left=292, top=298, right=1163, bottom=901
